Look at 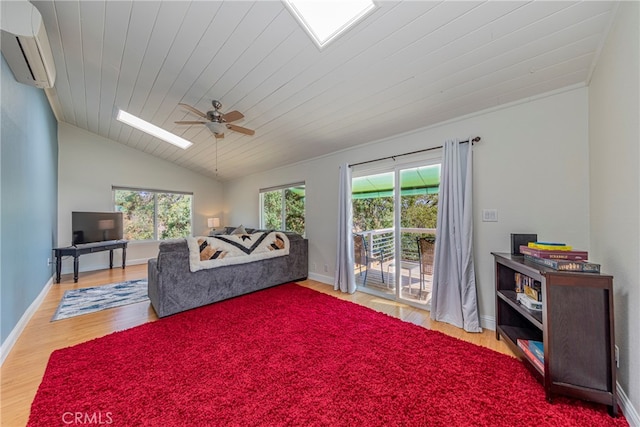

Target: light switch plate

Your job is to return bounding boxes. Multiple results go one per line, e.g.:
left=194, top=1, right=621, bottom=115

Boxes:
left=482, top=209, right=498, bottom=222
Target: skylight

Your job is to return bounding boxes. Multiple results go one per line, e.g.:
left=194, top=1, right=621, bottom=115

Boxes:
left=116, top=110, right=193, bottom=150
left=284, top=0, right=376, bottom=49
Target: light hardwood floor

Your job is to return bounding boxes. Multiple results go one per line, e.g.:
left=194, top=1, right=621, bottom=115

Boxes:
left=1, top=265, right=514, bottom=426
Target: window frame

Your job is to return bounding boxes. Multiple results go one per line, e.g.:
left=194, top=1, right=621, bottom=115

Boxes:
left=112, top=186, right=194, bottom=242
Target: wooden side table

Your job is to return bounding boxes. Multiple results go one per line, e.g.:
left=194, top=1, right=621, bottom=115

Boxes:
left=54, top=240, right=128, bottom=283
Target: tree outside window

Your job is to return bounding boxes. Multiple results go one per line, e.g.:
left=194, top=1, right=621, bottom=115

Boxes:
left=114, top=188, right=192, bottom=241
left=262, top=190, right=283, bottom=230
left=352, top=165, right=440, bottom=262
left=260, top=184, right=305, bottom=235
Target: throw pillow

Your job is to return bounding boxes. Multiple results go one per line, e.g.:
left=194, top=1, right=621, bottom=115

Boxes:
left=231, top=225, right=247, bottom=235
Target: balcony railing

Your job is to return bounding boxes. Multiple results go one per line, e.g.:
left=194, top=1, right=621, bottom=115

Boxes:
left=358, top=227, right=436, bottom=262
left=355, top=227, right=436, bottom=303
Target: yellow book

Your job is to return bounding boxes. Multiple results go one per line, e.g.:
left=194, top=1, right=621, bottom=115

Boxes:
left=528, top=242, right=573, bottom=251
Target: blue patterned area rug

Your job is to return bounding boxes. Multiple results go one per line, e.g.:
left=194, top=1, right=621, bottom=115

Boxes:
left=52, top=279, right=149, bottom=321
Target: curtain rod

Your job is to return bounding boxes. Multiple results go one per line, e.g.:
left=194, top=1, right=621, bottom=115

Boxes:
left=349, top=136, right=481, bottom=168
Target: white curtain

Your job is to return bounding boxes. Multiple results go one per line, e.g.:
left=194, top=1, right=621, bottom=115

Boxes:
left=334, top=163, right=356, bottom=293
left=430, top=140, right=481, bottom=332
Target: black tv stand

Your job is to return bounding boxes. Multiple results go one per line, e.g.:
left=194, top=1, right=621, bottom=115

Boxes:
left=54, top=240, right=128, bottom=283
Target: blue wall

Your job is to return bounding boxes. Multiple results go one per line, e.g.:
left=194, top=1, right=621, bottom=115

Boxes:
left=1, top=55, right=58, bottom=345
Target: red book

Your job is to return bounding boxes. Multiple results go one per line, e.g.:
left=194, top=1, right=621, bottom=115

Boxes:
left=519, top=245, right=588, bottom=260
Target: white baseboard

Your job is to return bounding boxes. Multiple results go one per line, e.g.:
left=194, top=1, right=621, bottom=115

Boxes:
left=480, top=314, right=496, bottom=331
left=60, top=257, right=151, bottom=275
left=0, top=275, right=53, bottom=366
left=307, top=272, right=334, bottom=285
left=126, top=257, right=151, bottom=267
left=618, top=382, right=639, bottom=426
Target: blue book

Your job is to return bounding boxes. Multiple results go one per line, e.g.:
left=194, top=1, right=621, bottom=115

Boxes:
left=529, top=340, right=544, bottom=363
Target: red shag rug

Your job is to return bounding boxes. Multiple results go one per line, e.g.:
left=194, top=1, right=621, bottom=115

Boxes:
left=29, top=284, right=627, bottom=427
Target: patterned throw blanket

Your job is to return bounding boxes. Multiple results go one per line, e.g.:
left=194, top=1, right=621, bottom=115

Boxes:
left=187, top=231, right=290, bottom=272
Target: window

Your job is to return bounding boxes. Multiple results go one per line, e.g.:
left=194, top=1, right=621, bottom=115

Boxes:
left=283, top=0, right=376, bottom=49
left=113, top=187, right=193, bottom=241
left=260, top=183, right=305, bottom=235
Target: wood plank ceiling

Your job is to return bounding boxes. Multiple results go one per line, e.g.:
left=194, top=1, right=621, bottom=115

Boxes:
left=31, top=1, right=617, bottom=181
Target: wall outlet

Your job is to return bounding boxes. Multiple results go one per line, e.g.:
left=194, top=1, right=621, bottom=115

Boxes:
left=615, top=345, right=619, bottom=368
left=47, top=257, right=53, bottom=266
left=482, top=209, right=498, bottom=222
left=312, top=263, right=317, bottom=271
left=324, top=264, right=328, bottom=273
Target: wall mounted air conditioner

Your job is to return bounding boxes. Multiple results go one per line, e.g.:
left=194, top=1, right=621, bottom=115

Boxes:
left=0, top=0, right=56, bottom=88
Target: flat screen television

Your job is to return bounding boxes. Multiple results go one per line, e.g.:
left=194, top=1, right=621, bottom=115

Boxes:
left=72, top=211, right=124, bottom=245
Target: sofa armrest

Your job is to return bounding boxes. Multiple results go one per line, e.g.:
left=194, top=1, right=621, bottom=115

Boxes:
left=147, top=258, right=161, bottom=316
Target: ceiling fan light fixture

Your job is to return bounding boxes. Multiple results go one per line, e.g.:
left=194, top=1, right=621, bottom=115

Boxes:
left=176, top=101, right=254, bottom=137
left=117, top=109, right=193, bottom=150
left=207, top=122, right=228, bottom=135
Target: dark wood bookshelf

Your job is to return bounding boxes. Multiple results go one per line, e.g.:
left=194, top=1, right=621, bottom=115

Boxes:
left=492, top=252, right=618, bottom=417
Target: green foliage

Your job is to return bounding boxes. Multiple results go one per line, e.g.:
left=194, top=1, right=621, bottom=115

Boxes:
left=262, top=191, right=282, bottom=230
left=284, top=188, right=305, bottom=235
left=157, top=193, right=192, bottom=239
left=352, top=197, right=394, bottom=232
left=352, top=194, right=438, bottom=232
left=115, top=190, right=154, bottom=240
left=261, top=187, right=305, bottom=235
left=352, top=193, right=438, bottom=260
left=401, top=194, right=438, bottom=229
left=115, top=190, right=192, bottom=240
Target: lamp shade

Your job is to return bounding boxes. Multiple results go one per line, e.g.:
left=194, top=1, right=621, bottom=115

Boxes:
left=207, top=218, right=220, bottom=228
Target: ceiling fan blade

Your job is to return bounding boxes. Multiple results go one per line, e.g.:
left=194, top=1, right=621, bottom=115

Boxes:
left=178, top=103, right=207, bottom=119
left=227, top=123, right=255, bottom=136
left=175, top=120, right=207, bottom=125
left=221, top=110, right=244, bottom=123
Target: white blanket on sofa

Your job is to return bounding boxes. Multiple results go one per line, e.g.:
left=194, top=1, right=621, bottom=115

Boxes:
left=187, top=231, right=290, bottom=272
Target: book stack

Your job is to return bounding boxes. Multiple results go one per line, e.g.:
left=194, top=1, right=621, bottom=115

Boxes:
left=514, top=272, right=542, bottom=310
left=519, top=242, right=600, bottom=273
left=517, top=339, right=544, bottom=372
left=514, top=272, right=541, bottom=299
left=517, top=293, right=542, bottom=311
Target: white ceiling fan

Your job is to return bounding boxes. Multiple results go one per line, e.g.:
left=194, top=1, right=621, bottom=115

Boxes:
left=175, top=100, right=255, bottom=139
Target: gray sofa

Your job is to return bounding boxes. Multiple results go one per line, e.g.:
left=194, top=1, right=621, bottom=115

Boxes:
left=148, top=231, right=308, bottom=317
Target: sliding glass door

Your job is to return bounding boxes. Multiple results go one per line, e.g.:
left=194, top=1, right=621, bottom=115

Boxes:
left=396, top=164, right=439, bottom=305
left=352, top=171, right=396, bottom=295
left=352, top=161, right=440, bottom=307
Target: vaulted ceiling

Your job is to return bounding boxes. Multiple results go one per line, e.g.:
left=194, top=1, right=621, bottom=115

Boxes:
left=32, top=1, right=617, bottom=181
